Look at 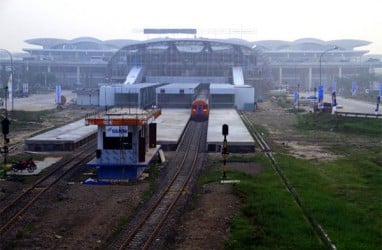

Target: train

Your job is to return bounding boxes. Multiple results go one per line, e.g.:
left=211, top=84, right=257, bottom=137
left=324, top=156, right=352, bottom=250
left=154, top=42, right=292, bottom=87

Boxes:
left=191, top=89, right=209, bottom=121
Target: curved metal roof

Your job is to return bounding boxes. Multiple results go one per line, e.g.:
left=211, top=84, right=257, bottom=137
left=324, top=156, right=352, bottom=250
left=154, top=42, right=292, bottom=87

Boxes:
left=24, top=37, right=372, bottom=55
left=119, top=37, right=255, bottom=50
left=25, top=37, right=136, bottom=50
left=25, top=38, right=69, bottom=48
left=254, top=38, right=371, bottom=51
left=327, top=39, right=370, bottom=49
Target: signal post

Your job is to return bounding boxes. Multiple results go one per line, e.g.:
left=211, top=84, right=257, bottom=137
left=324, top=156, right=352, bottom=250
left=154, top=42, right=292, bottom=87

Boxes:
left=221, top=124, right=229, bottom=179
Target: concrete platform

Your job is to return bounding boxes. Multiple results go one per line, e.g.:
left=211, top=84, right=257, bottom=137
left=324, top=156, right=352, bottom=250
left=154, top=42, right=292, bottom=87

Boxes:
left=207, top=109, right=255, bottom=153
left=24, top=108, right=254, bottom=154
left=156, top=108, right=254, bottom=152
left=6, top=157, right=62, bottom=176
left=25, top=119, right=97, bottom=152
left=156, top=109, right=191, bottom=150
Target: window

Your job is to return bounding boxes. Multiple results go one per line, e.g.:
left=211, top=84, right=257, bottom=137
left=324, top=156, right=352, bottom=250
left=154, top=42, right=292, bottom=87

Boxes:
left=103, top=132, right=132, bottom=150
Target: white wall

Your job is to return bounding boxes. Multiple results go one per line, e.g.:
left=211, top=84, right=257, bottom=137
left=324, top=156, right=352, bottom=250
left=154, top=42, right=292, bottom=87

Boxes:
left=235, top=85, right=255, bottom=110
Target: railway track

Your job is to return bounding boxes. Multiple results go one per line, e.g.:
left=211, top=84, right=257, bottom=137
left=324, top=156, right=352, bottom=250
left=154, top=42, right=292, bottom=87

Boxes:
left=109, top=120, right=208, bottom=250
left=239, top=111, right=337, bottom=250
left=0, top=139, right=96, bottom=237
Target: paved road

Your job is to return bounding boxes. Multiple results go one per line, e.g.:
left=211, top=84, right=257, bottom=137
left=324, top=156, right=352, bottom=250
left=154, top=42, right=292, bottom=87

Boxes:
left=335, top=96, right=377, bottom=113
left=299, top=92, right=379, bottom=114
left=2, top=91, right=76, bottom=111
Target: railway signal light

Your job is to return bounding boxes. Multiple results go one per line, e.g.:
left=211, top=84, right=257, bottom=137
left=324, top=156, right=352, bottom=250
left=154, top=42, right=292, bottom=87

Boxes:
left=222, top=124, right=229, bottom=179
left=2, top=117, right=10, bottom=135
left=222, top=124, right=228, bottom=136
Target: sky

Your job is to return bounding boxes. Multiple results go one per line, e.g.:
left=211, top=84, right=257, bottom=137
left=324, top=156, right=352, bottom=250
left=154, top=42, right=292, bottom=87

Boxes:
left=0, top=0, right=381, bottom=54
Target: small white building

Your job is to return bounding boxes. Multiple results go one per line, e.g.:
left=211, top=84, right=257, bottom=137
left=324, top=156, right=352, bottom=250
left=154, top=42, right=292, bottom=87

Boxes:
left=99, top=83, right=165, bottom=108
left=235, top=85, right=255, bottom=110
left=76, top=89, right=99, bottom=106
left=209, top=83, right=235, bottom=108
left=156, top=83, right=200, bottom=108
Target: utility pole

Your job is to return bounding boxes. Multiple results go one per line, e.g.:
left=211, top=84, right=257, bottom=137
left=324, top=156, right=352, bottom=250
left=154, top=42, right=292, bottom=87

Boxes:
left=0, top=49, right=13, bottom=111
left=1, top=87, right=10, bottom=177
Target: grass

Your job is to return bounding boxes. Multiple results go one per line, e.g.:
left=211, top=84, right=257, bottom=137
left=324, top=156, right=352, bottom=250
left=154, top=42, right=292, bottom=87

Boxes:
left=200, top=148, right=382, bottom=249
left=133, top=102, right=380, bottom=248
left=115, top=216, right=128, bottom=232
left=296, top=112, right=382, bottom=135
left=202, top=155, right=325, bottom=250
left=142, top=161, right=162, bottom=200
left=276, top=153, right=382, bottom=250
left=9, top=110, right=54, bottom=122
left=103, top=216, right=128, bottom=248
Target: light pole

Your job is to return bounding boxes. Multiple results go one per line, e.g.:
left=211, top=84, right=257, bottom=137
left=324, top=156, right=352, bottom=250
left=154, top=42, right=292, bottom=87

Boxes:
left=319, top=46, right=337, bottom=88
left=0, top=49, right=13, bottom=111
left=0, top=49, right=12, bottom=176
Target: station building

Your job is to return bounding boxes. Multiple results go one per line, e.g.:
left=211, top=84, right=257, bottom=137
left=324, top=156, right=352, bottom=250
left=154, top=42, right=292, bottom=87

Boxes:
left=2, top=36, right=381, bottom=101
left=15, top=37, right=137, bottom=88
left=99, top=82, right=165, bottom=108
left=156, top=83, right=201, bottom=108
left=7, top=34, right=381, bottom=182
left=256, top=38, right=382, bottom=92
left=85, top=108, right=162, bottom=181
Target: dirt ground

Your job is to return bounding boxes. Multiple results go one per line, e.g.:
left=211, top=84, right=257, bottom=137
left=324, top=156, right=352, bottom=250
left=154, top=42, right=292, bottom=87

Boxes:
left=172, top=158, right=263, bottom=250
left=12, top=183, right=149, bottom=249
left=169, top=100, right=356, bottom=249
left=1, top=99, right=351, bottom=249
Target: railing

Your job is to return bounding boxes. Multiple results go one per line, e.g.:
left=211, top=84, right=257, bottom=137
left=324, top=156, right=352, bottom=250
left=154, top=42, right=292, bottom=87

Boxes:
left=335, top=111, right=382, bottom=118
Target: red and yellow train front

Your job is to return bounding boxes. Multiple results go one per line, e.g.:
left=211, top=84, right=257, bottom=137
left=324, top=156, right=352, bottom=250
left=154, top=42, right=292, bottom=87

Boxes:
left=191, top=100, right=209, bottom=121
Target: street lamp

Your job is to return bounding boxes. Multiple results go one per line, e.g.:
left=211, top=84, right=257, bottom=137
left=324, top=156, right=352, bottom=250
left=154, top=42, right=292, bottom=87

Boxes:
left=0, top=49, right=12, bottom=175
left=0, top=49, right=13, bottom=111
left=319, top=46, right=338, bottom=88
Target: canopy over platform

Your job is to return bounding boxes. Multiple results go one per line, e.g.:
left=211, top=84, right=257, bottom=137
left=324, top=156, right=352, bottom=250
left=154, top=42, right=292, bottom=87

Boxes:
left=85, top=108, right=161, bottom=126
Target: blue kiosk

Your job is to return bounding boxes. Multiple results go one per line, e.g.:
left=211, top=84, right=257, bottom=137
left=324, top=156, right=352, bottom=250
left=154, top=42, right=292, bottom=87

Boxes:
left=86, top=108, right=162, bottom=182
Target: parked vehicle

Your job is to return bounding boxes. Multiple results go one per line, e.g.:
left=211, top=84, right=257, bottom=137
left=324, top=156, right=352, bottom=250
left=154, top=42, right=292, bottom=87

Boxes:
left=12, top=158, right=37, bottom=173
left=314, top=102, right=332, bottom=113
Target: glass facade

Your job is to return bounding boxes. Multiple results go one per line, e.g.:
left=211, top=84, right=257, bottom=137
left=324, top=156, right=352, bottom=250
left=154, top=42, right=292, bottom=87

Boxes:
left=108, top=39, right=271, bottom=89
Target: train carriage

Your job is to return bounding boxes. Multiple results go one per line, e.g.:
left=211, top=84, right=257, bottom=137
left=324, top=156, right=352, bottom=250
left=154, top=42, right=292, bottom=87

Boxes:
left=191, top=89, right=209, bottom=121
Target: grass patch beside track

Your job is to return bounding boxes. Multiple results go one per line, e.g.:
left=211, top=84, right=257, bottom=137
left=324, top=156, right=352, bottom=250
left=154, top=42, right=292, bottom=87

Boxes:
left=202, top=155, right=324, bottom=250
left=276, top=153, right=382, bottom=250
left=296, top=112, right=382, bottom=135
left=201, top=150, right=381, bottom=249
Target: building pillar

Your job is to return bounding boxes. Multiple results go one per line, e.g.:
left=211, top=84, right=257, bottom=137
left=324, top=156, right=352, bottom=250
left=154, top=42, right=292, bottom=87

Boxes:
left=279, top=67, right=283, bottom=85
left=47, top=65, right=51, bottom=73
left=97, top=128, right=103, bottom=150
left=308, top=67, right=312, bottom=91
left=76, top=66, right=80, bottom=85
left=338, top=67, right=342, bottom=79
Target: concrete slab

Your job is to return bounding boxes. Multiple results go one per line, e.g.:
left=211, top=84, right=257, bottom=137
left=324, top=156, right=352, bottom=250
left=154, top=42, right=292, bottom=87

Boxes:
left=25, top=119, right=97, bottom=151
left=156, top=109, right=190, bottom=150
left=207, top=109, right=254, bottom=152
left=7, top=157, right=62, bottom=176
left=4, top=90, right=77, bottom=111
left=22, top=108, right=254, bottom=154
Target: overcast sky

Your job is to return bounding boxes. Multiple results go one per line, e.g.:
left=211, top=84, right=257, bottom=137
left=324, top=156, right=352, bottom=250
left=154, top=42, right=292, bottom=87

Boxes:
left=1, top=0, right=381, bottom=54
